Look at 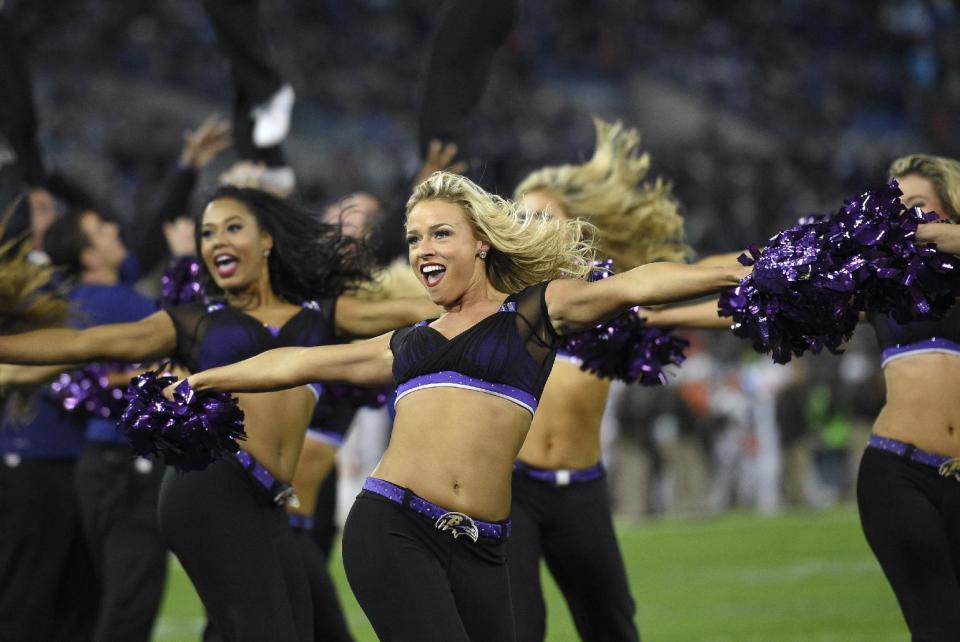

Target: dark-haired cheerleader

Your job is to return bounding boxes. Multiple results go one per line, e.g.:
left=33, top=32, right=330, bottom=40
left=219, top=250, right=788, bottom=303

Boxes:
left=0, top=185, right=437, bottom=641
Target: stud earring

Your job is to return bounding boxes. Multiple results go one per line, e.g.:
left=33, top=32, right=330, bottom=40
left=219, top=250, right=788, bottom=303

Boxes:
left=479, top=250, right=487, bottom=259
left=263, top=249, right=271, bottom=258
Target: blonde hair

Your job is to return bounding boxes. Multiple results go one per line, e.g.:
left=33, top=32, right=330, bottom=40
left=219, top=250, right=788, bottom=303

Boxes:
left=406, top=172, right=595, bottom=293
left=353, top=257, right=426, bottom=300
left=515, top=118, right=690, bottom=271
left=889, top=154, right=960, bottom=221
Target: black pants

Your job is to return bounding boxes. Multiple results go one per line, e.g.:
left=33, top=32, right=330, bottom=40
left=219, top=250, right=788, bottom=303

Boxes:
left=75, top=442, right=166, bottom=642
left=159, top=456, right=312, bottom=642
left=291, top=527, right=353, bottom=642
left=0, top=12, right=44, bottom=186
left=0, top=456, right=97, bottom=642
left=857, top=446, right=960, bottom=641
left=509, top=469, right=639, bottom=642
left=202, top=0, right=285, bottom=164
left=341, top=491, right=515, bottom=641
left=312, top=470, right=339, bottom=559
left=417, top=0, right=519, bottom=156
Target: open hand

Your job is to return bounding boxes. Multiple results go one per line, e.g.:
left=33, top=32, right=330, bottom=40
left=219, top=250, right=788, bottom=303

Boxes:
left=414, top=139, right=468, bottom=186
left=180, top=115, right=231, bottom=169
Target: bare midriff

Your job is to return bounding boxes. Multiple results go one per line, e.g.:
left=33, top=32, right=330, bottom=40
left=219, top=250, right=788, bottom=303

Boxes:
left=375, top=387, right=532, bottom=521
left=874, top=353, right=960, bottom=458
left=516, top=360, right=609, bottom=469
left=235, top=386, right=316, bottom=482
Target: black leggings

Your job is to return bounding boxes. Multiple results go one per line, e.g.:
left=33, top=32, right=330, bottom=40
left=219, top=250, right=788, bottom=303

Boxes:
left=159, top=456, right=312, bottom=642
left=509, top=470, right=639, bottom=642
left=290, top=527, right=353, bottom=642
left=0, top=457, right=97, bottom=642
left=341, top=491, right=515, bottom=641
left=857, top=446, right=960, bottom=641
left=417, top=0, right=519, bottom=156
left=202, top=0, right=285, bottom=165
left=75, top=442, right=167, bottom=642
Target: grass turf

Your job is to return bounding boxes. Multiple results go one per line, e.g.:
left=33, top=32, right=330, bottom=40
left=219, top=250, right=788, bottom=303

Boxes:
left=152, top=504, right=905, bottom=641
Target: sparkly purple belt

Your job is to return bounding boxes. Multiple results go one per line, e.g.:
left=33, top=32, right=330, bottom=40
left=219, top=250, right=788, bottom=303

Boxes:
left=868, top=434, right=960, bottom=480
left=362, top=477, right=510, bottom=542
left=233, top=450, right=300, bottom=508
left=513, top=461, right=605, bottom=486
left=288, top=513, right=314, bottom=530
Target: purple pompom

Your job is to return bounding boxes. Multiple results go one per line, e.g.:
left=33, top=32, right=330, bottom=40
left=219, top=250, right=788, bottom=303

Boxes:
left=720, top=182, right=960, bottom=363
left=49, top=363, right=132, bottom=419
left=560, top=259, right=688, bottom=385
left=561, top=309, right=688, bottom=385
left=159, top=256, right=206, bottom=308
left=118, top=369, right=246, bottom=471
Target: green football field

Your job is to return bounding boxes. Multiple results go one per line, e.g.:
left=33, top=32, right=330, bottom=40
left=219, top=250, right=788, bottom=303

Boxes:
left=152, top=504, right=906, bottom=641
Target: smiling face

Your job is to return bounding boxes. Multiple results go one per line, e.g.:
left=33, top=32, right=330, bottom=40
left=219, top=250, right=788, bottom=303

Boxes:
left=405, top=199, right=490, bottom=306
left=200, top=197, right=273, bottom=292
left=898, top=173, right=952, bottom=221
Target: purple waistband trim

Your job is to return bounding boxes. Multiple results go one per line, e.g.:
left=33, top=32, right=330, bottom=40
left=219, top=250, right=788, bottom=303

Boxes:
left=880, top=338, right=960, bottom=367
left=868, top=434, right=953, bottom=469
left=394, top=371, right=537, bottom=415
left=288, top=513, right=314, bottom=530
left=362, top=477, right=511, bottom=540
left=234, top=450, right=298, bottom=507
left=513, top=461, right=605, bottom=486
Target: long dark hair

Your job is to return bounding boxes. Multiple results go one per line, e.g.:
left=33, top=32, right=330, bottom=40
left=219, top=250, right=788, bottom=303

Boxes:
left=197, top=186, right=376, bottom=303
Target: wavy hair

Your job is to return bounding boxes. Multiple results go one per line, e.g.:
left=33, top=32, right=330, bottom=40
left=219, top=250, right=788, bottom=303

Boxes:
left=197, top=186, right=377, bottom=303
left=514, top=118, right=690, bottom=271
left=407, top=172, right=595, bottom=293
left=889, top=154, right=960, bottom=221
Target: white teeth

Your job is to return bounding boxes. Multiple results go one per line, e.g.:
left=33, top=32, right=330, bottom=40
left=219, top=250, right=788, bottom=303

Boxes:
left=421, top=264, right=445, bottom=274
left=215, top=255, right=236, bottom=266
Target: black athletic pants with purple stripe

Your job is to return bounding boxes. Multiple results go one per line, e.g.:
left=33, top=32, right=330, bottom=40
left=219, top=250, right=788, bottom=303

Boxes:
left=341, top=491, right=516, bottom=641
left=858, top=447, right=960, bottom=641
left=508, top=470, right=640, bottom=641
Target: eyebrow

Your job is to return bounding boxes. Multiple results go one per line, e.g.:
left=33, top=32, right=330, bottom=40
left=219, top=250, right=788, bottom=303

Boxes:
left=202, top=215, right=245, bottom=228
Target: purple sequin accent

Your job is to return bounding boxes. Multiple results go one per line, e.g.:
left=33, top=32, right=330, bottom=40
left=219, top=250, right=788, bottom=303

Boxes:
left=49, top=362, right=132, bottom=419
left=117, top=369, right=246, bottom=471
left=720, top=182, right=960, bottom=363
left=513, top=461, right=605, bottom=486
left=880, top=337, right=960, bottom=367
left=159, top=256, right=206, bottom=308
left=394, top=371, right=537, bottom=415
left=362, top=477, right=510, bottom=540
left=868, top=434, right=952, bottom=469
left=560, top=259, right=688, bottom=384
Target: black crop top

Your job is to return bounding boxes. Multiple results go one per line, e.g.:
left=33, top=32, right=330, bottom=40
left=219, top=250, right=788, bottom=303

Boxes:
left=868, top=304, right=960, bottom=367
left=165, top=299, right=337, bottom=373
left=389, top=281, right=558, bottom=415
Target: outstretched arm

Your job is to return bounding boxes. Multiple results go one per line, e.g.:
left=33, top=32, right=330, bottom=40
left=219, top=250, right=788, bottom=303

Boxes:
left=640, top=298, right=732, bottom=329
left=188, top=332, right=394, bottom=394
left=917, top=223, right=960, bottom=257
left=335, top=295, right=441, bottom=338
left=546, top=261, right=748, bottom=335
left=0, top=311, right=176, bottom=365
left=0, top=364, right=73, bottom=391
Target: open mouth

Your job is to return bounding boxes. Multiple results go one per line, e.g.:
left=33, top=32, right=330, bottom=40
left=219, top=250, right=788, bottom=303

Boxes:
left=420, top=263, right=447, bottom=288
left=213, top=253, right=239, bottom=278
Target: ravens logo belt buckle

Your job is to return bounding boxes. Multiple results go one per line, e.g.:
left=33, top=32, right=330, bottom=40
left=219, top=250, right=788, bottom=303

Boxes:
left=435, top=511, right=479, bottom=542
left=938, top=458, right=960, bottom=482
